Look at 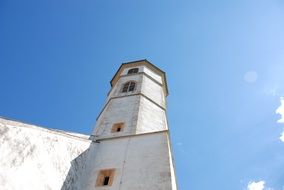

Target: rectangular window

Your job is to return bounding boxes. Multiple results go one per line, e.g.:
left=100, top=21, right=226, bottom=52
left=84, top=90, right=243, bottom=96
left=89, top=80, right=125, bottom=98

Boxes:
left=111, top=123, right=124, bottom=133
left=127, top=68, right=139, bottom=74
left=96, top=169, right=115, bottom=187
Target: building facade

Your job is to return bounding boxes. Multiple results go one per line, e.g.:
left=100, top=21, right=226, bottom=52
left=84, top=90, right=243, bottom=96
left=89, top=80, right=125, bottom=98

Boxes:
left=0, top=60, right=177, bottom=190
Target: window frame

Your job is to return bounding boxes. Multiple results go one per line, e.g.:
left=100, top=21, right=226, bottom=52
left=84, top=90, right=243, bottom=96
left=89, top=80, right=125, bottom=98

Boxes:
left=96, top=169, right=116, bottom=187
left=111, top=122, right=124, bottom=133
left=121, top=81, right=136, bottom=93
left=127, top=68, right=139, bottom=75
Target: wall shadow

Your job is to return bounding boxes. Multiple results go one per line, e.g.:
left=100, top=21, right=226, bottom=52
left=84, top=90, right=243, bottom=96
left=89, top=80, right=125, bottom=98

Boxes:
left=60, top=141, right=98, bottom=190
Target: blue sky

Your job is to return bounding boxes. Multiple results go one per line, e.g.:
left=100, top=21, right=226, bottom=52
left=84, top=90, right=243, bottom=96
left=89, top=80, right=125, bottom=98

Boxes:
left=1, top=0, right=284, bottom=189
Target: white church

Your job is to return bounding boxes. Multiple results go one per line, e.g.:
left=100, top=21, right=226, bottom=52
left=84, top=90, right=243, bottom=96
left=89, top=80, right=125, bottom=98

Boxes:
left=0, top=60, right=178, bottom=190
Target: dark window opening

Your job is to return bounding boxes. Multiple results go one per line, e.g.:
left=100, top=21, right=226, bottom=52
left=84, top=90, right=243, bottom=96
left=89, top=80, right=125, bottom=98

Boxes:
left=122, top=85, right=129, bottom=92
left=111, top=123, right=124, bottom=133
left=127, top=68, right=139, bottom=75
left=103, top=176, right=110, bottom=186
left=129, top=82, right=135, bottom=91
left=122, top=81, right=136, bottom=93
left=96, top=169, right=115, bottom=187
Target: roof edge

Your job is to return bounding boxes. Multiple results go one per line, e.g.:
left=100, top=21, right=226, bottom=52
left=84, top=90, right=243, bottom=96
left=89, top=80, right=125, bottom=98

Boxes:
left=110, top=59, right=169, bottom=96
left=0, top=116, right=90, bottom=141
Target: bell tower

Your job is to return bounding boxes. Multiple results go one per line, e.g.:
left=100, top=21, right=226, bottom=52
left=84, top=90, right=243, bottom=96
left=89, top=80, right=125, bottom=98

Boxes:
left=89, top=60, right=177, bottom=190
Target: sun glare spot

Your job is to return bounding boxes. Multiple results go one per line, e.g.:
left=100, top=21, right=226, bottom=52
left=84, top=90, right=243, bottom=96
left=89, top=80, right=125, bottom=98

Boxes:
left=244, top=71, right=258, bottom=83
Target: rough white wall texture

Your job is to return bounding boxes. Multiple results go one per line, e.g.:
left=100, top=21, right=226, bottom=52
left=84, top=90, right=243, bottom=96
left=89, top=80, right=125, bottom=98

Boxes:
left=141, top=74, right=166, bottom=108
left=94, top=95, right=140, bottom=137
left=118, top=132, right=174, bottom=190
left=0, top=118, right=91, bottom=190
left=142, top=66, right=163, bottom=84
left=136, top=96, right=168, bottom=134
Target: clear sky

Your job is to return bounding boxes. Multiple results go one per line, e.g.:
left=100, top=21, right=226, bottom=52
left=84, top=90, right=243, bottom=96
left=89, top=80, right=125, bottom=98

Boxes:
left=1, top=0, right=284, bottom=189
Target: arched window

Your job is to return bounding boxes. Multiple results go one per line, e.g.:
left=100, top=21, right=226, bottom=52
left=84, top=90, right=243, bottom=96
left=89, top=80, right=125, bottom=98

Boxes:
left=127, top=68, right=139, bottom=75
left=122, top=81, right=136, bottom=92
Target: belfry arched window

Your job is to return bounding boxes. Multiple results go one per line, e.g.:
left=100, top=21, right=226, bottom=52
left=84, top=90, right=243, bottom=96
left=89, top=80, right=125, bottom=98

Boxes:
left=122, top=81, right=136, bottom=92
left=127, top=68, right=139, bottom=75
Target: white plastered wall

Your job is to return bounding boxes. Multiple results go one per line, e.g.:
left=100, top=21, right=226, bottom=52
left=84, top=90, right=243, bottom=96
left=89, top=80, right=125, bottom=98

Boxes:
left=0, top=118, right=91, bottom=190
left=141, top=74, right=166, bottom=108
left=142, top=65, right=163, bottom=84
left=83, top=132, right=174, bottom=190
left=136, top=96, right=168, bottom=134
left=93, top=95, right=140, bottom=137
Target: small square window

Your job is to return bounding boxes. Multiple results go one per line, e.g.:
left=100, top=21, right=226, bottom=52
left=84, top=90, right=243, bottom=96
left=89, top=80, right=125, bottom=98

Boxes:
left=111, top=123, right=124, bottom=133
left=96, top=169, right=115, bottom=187
left=127, top=68, right=139, bottom=74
